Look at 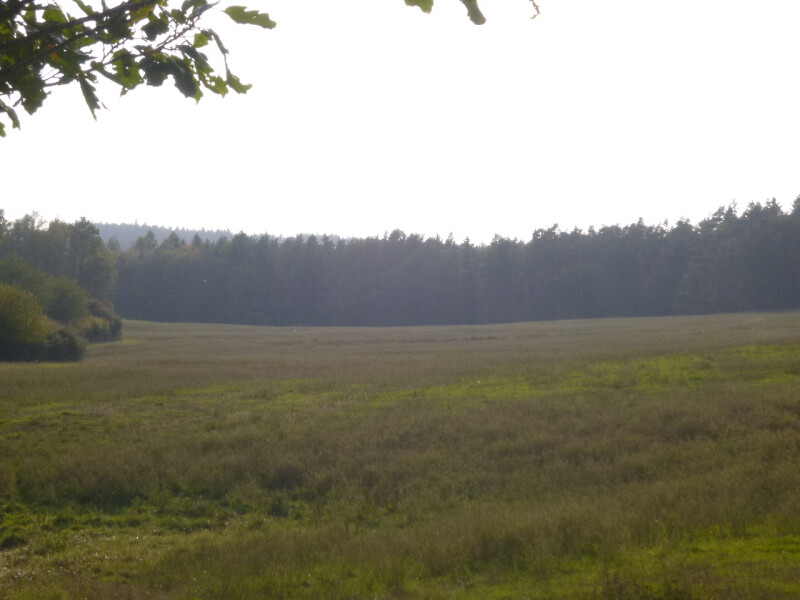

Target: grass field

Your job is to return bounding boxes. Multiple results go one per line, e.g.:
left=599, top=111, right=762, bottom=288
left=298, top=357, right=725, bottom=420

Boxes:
left=1, top=312, right=800, bottom=598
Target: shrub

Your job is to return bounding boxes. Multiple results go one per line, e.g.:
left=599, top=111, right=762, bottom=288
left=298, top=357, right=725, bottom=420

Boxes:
left=0, top=283, right=85, bottom=361
left=74, top=301, right=123, bottom=342
left=0, top=283, right=49, bottom=361
left=42, top=276, right=90, bottom=323
left=45, top=326, right=85, bottom=361
left=74, top=316, right=112, bottom=342
left=0, top=258, right=123, bottom=347
left=87, top=298, right=123, bottom=340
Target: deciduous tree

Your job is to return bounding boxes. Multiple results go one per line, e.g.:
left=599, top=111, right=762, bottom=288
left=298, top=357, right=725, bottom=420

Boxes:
left=0, top=281, right=49, bottom=359
left=0, top=0, right=275, bottom=135
left=1, top=0, right=540, bottom=135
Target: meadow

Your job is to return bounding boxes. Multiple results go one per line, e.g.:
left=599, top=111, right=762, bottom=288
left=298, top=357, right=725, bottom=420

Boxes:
left=1, top=312, right=800, bottom=598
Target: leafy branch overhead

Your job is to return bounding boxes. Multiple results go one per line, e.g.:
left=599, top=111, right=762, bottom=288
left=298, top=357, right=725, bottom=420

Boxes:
left=0, top=0, right=274, bottom=136
left=0, top=0, right=536, bottom=137
left=406, top=0, right=540, bottom=25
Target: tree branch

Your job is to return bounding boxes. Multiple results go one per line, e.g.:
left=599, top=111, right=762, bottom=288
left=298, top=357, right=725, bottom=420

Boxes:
left=0, top=0, right=161, bottom=86
left=0, top=0, right=38, bottom=21
left=1, top=0, right=159, bottom=50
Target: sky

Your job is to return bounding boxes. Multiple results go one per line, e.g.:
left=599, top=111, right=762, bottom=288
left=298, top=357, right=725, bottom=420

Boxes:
left=2, top=0, right=800, bottom=244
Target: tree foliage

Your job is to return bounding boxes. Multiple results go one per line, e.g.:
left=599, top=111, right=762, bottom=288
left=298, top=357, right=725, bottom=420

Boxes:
left=0, top=280, right=85, bottom=361
left=112, top=199, right=800, bottom=327
left=0, top=281, right=49, bottom=350
left=0, top=257, right=89, bottom=322
left=2, top=214, right=116, bottom=300
left=0, top=0, right=535, bottom=136
left=0, top=213, right=122, bottom=359
left=407, top=0, right=539, bottom=25
left=0, top=0, right=275, bottom=136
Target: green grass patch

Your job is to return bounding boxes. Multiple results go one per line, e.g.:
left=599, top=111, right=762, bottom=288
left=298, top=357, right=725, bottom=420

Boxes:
left=1, top=312, right=800, bottom=598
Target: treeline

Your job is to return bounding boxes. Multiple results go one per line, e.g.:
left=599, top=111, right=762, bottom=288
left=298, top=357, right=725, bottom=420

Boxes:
left=0, top=212, right=122, bottom=361
left=114, top=199, right=800, bottom=326
left=94, top=222, right=235, bottom=250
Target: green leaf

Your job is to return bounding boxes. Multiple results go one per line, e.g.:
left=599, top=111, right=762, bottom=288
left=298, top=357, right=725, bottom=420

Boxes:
left=130, top=3, right=156, bottom=22
left=140, top=56, right=168, bottom=86
left=142, top=15, right=170, bottom=41
left=404, top=0, right=434, bottom=14
left=111, top=50, right=142, bottom=89
left=73, top=36, right=99, bottom=50
left=92, top=62, right=121, bottom=85
left=209, top=30, right=228, bottom=55
left=167, top=57, right=198, bottom=98
left=178, top=44, right=201, bottom=62
left=42, top=7, right=68, bottom=23
left=193, top=31, right=210, bottom=48
left=180, top=44, right=211, bottom=77
left=78, top=77, right=101, bottom=119
left=181, top=0, right=206, bottom=11
left=106, top=13, right=132, bottom=41
left=223, top=6, right=276, bottom=29
left=202, top=75, right=228, bottom=96
left=19, top=75, right=47, bottom=115
left=188, top=1, right=215, bottom=20
left=460, top=0, right=486, bottom=24
left=46, top=48, right=83, bottom=77
left=73, top=0, right=95, bottom=16
left=225, top=68, right=250, bottom=94
left=0, top=98, right=20, bottom=130
left=170, top=8, right=187, bottom=24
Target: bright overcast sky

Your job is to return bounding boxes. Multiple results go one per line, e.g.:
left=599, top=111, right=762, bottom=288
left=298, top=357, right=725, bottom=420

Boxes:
left=3, top=0, right=799, bottom=243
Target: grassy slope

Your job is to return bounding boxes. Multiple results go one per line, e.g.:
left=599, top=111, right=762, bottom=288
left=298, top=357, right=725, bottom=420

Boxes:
left=1, top=313, right=800, bottom=598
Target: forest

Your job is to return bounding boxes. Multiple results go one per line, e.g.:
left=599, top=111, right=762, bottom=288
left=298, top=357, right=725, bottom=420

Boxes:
left=112, top=198, right=800, bottom=327
left=93, top=222, right=235, bottom=251
left=2, top=198, right=799, bottom=356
